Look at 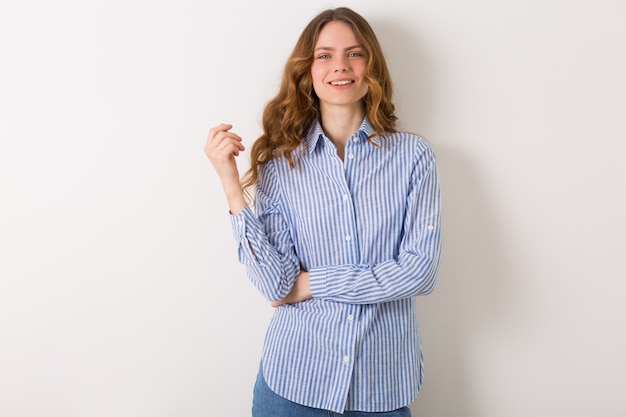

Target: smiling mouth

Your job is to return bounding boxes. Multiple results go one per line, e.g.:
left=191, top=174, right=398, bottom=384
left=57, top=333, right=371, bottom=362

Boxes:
left=330, top=80, right=354, bottom=86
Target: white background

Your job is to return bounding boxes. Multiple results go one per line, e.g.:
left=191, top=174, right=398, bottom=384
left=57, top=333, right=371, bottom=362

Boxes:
left=1, top=0, right=625, bottom=416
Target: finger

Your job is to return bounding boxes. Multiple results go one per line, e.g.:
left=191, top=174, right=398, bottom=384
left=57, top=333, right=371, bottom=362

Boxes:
left=207, top=124, right=228, bottom=141
left=216, top=138, right=245, bottom=153
left=271, top=298, right=286, bottom=308
left=210, top=133, right=243, bottom=150
left=208, top=123, right=239, bottom=142
left=209, top=140, right=244, bottom=160
left=205, top=134, right=244, bottom=158
left=209, top=128, right=241, bottom=143
left=271, top=295, right=291, bottom=308
left=209, top=123, right=232, bottom=134
left=206, top=142, right=244, bottom=162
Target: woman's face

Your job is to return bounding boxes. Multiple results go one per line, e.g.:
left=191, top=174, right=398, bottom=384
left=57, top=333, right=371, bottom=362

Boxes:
left=311, top=21, right=369, bottom=112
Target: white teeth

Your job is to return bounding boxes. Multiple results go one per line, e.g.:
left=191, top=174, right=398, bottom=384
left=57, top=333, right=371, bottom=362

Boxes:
left=331, top=80, right=353, bottom=86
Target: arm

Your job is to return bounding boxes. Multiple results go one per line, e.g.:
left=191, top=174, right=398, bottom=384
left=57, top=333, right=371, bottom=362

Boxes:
left=307, top=145, right=442, bottom=304
left=205, top=124, right=300, bottom=302
left=229, top=160, right=301, bottom=302
left=204, top=123, right=246, bottom=214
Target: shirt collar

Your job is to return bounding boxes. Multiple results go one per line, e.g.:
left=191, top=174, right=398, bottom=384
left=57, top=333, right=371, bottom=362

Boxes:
left=305, top=117, right=379, bottom=154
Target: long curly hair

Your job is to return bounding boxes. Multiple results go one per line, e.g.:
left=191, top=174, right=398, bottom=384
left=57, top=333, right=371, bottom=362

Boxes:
left=242, top=7, right=398, bottom=196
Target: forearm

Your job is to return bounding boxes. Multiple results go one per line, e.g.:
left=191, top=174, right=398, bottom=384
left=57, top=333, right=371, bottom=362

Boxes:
left=221, top=176, right=246, bottom=215
left=232, top=207, right=300, bottom=302
left=309, top=247, right=441, bottom=304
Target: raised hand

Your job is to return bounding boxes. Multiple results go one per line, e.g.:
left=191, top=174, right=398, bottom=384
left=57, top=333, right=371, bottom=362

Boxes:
left=204, top=123, right=247, bottom=214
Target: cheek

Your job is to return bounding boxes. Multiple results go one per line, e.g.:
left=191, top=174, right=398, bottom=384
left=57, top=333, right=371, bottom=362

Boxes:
left=310, top=65, right=324, bottom=84
left=354, top=61, right=368, bottom=78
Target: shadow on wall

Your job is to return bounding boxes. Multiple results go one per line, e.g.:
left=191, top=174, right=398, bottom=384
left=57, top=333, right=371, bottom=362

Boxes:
left=415, top=146, right=513, bottom=417
left=372, top=18, right=514, bottom=417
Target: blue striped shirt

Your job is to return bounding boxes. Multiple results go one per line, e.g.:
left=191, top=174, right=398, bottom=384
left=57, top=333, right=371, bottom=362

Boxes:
left=229, top=117, right=442, bottom=413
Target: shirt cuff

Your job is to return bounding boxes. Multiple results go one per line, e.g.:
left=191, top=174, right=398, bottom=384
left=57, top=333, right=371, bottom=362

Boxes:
left=309, top=267, right=328, bottom=298
left=229, top=205, right=254, bottom=241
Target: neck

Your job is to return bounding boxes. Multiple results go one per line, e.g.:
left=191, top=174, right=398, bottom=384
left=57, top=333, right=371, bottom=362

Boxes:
left=319, top=103, right=365, bottom=159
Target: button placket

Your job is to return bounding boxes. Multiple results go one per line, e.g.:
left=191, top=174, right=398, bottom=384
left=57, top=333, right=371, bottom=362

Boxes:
left=341, top=138, right=360, bottom=261
left=346, top=134, right=357, bottom=161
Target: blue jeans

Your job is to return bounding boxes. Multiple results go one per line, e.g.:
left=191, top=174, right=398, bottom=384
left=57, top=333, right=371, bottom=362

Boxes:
left=252, top=367, right=412, bottom=417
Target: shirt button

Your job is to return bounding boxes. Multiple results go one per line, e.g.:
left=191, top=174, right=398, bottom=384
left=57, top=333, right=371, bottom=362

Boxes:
left=345, top=235, right=352, bottom=241
left=347, top=314, right=354, bottom=322
left=348, top=153, right=355, bottom=159
left=343, top=356, right=350, bottom=364
left=343, top=194, right=349, bottom=201
left=238, top=221, right=243, bottom=226
left=428, top=225, right=434, bottom=231
left=352, top=137, right=359, bottom=142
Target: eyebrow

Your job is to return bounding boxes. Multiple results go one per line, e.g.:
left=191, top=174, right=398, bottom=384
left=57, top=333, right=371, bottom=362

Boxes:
left=314, top=45, right=363, bottom=52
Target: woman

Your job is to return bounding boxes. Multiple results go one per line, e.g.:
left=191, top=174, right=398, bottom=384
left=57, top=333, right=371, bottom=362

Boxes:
left=205, top=7, right=441, bottom=417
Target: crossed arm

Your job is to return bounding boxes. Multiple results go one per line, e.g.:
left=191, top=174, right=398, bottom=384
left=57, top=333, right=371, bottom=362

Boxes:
left=206, top=124, right=441, bottom=307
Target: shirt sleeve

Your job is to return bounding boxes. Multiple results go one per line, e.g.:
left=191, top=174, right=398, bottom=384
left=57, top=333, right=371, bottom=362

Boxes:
left=229, top=160, right=300, bottom=302
left=308, top=144, right=442, bottom=304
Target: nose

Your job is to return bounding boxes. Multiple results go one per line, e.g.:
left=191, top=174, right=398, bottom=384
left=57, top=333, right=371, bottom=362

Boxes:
left=334, top=55, right=349, bottom=72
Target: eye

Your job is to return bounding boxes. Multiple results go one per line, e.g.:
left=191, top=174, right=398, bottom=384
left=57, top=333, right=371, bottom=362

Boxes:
left=348, top=51, right=364, bottom=58
left=317, top=53, right=331, bottom=60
